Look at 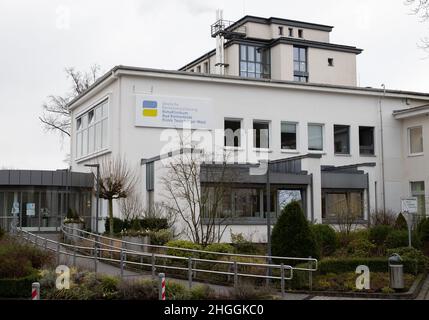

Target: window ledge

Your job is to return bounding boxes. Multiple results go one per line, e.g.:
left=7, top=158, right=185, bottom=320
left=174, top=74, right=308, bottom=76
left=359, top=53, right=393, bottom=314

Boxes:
left=308, top=151, right=326, bottom=155
left=408, top=153, right=424, bottom=158
left=281, top=150, right=300, bottom=155
left=335, top=153, right=352, bottom=157
left=360, top=154, right=377, bottom=158
left=224, top=146, right=244, bottom=152
left=253, top=148, right=273, bottom=153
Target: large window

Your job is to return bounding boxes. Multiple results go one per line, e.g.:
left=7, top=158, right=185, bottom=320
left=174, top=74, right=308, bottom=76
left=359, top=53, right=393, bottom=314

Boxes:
left=239, top=45, right=270, bottom=79
left=359, top=126, right=375, bottom=156
left=322, top=190, right=364, bottom=220
left=411, top=182, right=426, bottom=216
left=224, top=119, right=241, bottom=147
left=409, top=126, right=423, bottom=155
left=281, top=122, right=297, bottom=150
left=308, top=124, right=323, bottom=151
left=334, top=125, right=350, bottom=155
left=253, top=121, right=270, bottom=149
left=293, top=47, right=308, bottom=82
left=76, top=100, right=109, bottom=159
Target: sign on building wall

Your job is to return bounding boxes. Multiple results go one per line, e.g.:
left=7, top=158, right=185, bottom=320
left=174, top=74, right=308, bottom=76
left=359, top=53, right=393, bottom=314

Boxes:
left=26, top=203, right=36, bottom=216
left=135, top=95, right=215, bottom=129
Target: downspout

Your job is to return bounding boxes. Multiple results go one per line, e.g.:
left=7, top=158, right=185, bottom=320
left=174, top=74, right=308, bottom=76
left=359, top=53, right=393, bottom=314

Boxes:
left=310, top=173, right=314, bottom=223
left=379, top=84, right=387, bottom=213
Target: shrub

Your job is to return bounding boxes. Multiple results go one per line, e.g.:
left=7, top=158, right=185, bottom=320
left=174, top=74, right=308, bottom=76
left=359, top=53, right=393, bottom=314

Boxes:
left=418, top=218, right=429, bottom=242
left=0, top=227, right=4, bottom=239
left=149, top=229, right=172, bottom=245
left=371, top=210, right=397, bottom=226
left=166, top=281, right=190, bottom=300
left=271, top=201, right=318, bottom=261
left=0, top=272, right=40, bottom=298
left=190, top=285, right=216, bottom=300
left=166, top=240, right=203, bottom=258
left=387, top=247, right=429, bottom=274
left=368, top=225, right=393, bottom=246
left=0, top=238, right=53, bottom=279
left=141, top=218, right=169, bottom=231
left=310, top=224, right=338, bottom=257
left=230, top=282, right=274, bottom=300
left=394, top=213, right=408, bottom=230
left=203, top=243, right=234, bottom=260
left=230, top=233, right=261, bottom=255
left=117, top=279, right=158, bottom=300
left=318, top=256, right=424, bottom=275
left=386, top=230, right=421, bottom=249
left=346, top=237, right=376, bottom=257
left=104, top=217, right=125, bottom=235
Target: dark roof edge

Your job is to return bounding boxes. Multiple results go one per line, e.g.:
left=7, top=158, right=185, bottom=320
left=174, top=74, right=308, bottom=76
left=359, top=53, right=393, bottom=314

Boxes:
left=231, top=15, right=334, bottom=32
left=179, top=49, right=216, bottom=71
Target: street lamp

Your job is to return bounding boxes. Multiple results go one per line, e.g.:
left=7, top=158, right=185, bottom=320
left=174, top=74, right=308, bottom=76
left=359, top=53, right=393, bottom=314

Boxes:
left=85, top=164, right=100, bottom=235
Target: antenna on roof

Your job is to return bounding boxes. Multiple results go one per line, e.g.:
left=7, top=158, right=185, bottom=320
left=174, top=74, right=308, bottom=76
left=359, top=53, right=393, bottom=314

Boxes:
left=215, top=9, right=226, bottom=76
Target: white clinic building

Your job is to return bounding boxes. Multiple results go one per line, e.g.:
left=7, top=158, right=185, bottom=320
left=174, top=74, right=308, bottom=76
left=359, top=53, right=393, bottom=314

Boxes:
left=68, top=16, right=429, bottom=242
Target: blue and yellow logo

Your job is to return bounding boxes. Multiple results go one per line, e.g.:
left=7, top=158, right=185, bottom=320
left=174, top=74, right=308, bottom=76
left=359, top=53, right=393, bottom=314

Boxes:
left=142, top=100, right=158, bottom=117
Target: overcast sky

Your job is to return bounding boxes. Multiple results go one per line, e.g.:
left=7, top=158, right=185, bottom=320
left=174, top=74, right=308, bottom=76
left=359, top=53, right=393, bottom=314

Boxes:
left=0, top=0, right=428, bottom=170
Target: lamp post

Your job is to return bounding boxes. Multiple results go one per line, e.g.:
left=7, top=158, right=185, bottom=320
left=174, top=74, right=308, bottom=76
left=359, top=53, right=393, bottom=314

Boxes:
left=84, top=164, right=100, bottom=235
left=266, top=161, right=272, bottom=283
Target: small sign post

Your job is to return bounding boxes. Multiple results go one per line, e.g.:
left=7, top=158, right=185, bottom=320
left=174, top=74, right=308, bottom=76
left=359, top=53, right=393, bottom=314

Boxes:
left=31, top=282, right=40, bottom=300
left=401, top=197, right=418, bottom=248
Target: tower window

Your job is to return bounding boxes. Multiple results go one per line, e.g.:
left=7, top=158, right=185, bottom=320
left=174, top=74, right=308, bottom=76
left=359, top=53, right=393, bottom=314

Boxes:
left=298, top=29, right=304, bottom=38
left=279, top=26, right=284, bottom=36
left=328, top=58, right=334, bottom=67
left=288, top=28, right=293, bottom=37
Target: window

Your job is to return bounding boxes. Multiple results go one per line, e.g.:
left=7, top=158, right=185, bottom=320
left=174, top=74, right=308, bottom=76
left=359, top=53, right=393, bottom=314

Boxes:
left=308, top=124, right=323, bottom=151
left=224, top=119, right=241, bottom=147
left=196, top=66, right=201, bottom=73
left=288, top=28, right=293, bottom=37
left=359, top=126, right=375, bottom=156
left=203, top=62, right=209, bottom=73
left=75, top=100, right=109, bottom=159
left=409, top=126, right=423, bottom=155
left=293, top=47, right=308, bottom=82
left=334, top=125, right=350, bottom=155
left=411, top=182, right=426, bottom=216
left=253, top=121, right=270, bottom=149
left=281, top=122, right=297, bottom=150
left=278, top=26, right=284, bottom=36
left=328, top=58, right=334, bottom=67
left=322, top=190, right=364, bottom=220
left=298, top=29, right=303, bottom=38
left=239, top=45, right=271, bottom=79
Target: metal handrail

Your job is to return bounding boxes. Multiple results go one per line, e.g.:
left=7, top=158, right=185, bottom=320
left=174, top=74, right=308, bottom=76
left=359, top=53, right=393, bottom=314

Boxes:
left=15, top=227, right=298, bottom=295
left=62, top=224, right=318, bottom=271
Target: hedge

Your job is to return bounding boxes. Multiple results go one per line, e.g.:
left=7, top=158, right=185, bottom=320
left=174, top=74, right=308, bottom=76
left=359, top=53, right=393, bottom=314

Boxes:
left=0, top=273, right=39, bottom=298
left=318, top=257, right=424, bottom=275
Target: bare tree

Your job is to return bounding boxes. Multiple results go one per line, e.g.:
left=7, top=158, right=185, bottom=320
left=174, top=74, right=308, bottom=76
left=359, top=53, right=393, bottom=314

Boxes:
left=120, top=193, right=144, bottom=221
left=406, top=0, right=429, bottom=48
left=161, top=149, right=234, bottom=246
left=93, top=156, right=138, bottom=236
left=39, top=65, right=101, bottom=137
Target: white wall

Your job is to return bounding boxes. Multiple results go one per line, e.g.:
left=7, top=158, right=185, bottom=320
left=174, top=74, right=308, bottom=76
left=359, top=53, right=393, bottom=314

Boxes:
left=69, top=71, right=429, bottom=241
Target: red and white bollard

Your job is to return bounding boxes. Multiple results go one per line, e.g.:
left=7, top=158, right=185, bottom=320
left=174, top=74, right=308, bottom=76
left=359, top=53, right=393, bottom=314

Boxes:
left=32, top=282, right=40, bottom=300
left=158, top=273, right=166, bottom=301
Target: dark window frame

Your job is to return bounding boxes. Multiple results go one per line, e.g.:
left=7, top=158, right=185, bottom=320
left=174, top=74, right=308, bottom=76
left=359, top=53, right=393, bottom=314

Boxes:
left=281, top=122, right=297, bottom=150
left=334, top=124, right=351, bottom=155
left=293, top=46, right=308, bottom=82
left=239, top=44, right=271, bottom=79
left=253, top=120, right=270, bottom=149
left=359, top=126, right=375, bottom=156
left=224, top=119, right=242, bottom=148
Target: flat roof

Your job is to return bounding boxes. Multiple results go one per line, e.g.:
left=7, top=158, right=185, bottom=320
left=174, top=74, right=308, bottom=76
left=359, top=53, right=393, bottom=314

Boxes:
left=67, top=65, right=429, bottom=110
left=0, top=170, right=93, bottom=188
left=393, top=104, right=429, bottom=119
